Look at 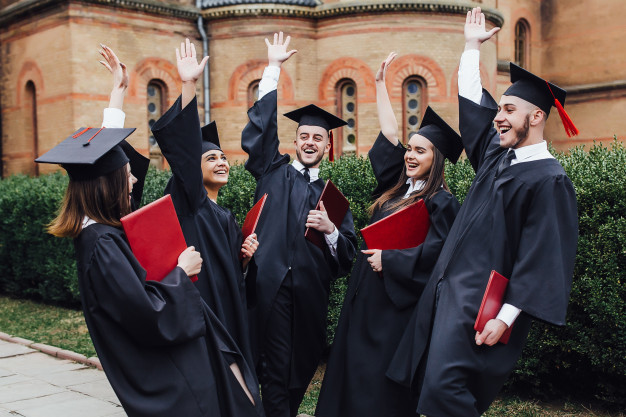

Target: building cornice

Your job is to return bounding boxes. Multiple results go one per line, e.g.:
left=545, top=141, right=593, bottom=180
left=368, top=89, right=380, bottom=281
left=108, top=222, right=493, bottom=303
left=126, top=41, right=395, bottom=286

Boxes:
left=0, top=0, right=199, bottom=27
left=201, top=0, right=504, bottom=27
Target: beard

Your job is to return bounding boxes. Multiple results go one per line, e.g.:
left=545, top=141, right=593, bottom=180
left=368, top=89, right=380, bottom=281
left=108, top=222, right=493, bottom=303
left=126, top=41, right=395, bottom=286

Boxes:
left=296, top=147, right=324, bottom=168
left=511, top=114, right=531, bottom=148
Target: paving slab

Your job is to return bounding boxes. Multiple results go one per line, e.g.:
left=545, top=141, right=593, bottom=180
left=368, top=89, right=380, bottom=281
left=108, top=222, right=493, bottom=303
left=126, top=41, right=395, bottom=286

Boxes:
left=6, top=391, right=123, bottom=417
left=0, top=342, right=35, bottom=358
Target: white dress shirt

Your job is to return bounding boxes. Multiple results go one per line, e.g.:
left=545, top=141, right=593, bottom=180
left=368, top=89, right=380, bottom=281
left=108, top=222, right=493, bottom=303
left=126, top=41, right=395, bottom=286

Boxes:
left=403, top=179, right=426, bottom=199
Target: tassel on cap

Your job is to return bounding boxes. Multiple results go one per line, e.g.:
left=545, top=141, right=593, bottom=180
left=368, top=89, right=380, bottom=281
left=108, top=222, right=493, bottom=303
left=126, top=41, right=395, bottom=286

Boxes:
left=329, top=130, right=335, bottom=162
left=546, top=81, right=579, bottom=137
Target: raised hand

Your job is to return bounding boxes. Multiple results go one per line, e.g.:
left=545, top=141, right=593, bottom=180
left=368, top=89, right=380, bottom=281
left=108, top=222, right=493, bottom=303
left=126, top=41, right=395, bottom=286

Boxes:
left=266, top=31, right=298, bottom=67
left=99, top=44, right=128, bottom=91
left=176, top=38, right=209, bottom=83
left=375, top=52, right=397, bottom=83
left=464, top=7, right=500, bottom=50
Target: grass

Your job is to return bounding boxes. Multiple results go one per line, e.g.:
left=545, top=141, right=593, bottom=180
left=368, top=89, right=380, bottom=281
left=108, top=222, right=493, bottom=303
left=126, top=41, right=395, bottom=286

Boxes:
left=1, top=296, right=622, bottom=417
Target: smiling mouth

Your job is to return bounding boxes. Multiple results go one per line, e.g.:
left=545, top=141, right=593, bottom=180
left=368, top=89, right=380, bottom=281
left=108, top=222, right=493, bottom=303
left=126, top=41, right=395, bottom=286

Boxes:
left=303, top=148, right=317, bottom=155
left=214, top=169, right=227, bottom=175
left=499, top=126, right=511, bottom=135
left=407, top=162, right=419, bottom=169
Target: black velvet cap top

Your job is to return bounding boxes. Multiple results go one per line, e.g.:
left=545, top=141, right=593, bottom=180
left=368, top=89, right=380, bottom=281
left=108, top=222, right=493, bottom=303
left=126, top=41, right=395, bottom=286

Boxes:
left=415, top=107, right=464, bottom=164
left=284, top=104, right=347, bottom=131
left=201, top=121, right=222, bottom=154
left=35, top=127, right=136, bottom=180
left=503, top=62, right=567, bottom=115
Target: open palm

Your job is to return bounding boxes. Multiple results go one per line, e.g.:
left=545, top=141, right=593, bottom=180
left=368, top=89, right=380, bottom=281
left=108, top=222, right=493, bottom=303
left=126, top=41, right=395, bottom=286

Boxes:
left=465, top=7, right=500, bottom=44
left=176, top=38, right=209, bottom=83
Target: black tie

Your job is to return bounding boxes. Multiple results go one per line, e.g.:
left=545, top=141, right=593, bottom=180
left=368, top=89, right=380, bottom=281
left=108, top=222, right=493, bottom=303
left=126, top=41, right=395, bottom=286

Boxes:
left=303, top=168, right=310, bottom=183
left=497, top=150, right=516, bottom=176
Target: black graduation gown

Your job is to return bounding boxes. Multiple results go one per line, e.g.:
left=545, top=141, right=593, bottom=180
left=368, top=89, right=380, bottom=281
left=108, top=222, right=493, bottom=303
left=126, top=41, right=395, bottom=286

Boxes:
left=241, top=89, right=358, bottom=390
left=387, top=91, right=578, bottom=417
left=151, top=96, right=257, bottom=377
left=315, top=133, right=460, bottom=417
left=74, top=223, right=261, bottom=417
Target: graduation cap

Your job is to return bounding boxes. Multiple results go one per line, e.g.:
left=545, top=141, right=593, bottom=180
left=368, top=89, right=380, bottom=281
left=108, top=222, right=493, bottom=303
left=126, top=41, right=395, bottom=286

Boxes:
left=415, top=107, right=464, bottom=164
left=284, top=104, right=348, bottom=162
left=201, top=121, right=222, bottom=154
left=35, top=127, right=137, bottom=181
left=504, top=63, right=579, bottom=137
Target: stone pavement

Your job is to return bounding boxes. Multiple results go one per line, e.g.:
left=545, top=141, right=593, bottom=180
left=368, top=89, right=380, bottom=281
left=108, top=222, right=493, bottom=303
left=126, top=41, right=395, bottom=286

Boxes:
left=0, top=337, right=126, bottom=417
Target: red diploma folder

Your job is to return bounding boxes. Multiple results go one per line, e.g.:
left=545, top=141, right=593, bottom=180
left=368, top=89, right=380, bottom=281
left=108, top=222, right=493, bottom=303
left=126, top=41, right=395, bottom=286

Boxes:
left=360, top=199, right=430, bottom=250
left=474, top=270, right=513, bottom=344
left=121, top=194, right=197, bottom=282
left=241, top=193, right=267, bottom=238
left=240, top=193, right=268, bottom=259
left=304, top=180, right=350, bottom=250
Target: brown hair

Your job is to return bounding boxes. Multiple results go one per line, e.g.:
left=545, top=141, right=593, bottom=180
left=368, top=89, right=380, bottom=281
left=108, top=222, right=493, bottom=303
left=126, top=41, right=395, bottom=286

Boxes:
left=48, top=165, right=132, bottom=238
left=369, top=145, right=449, bottom=216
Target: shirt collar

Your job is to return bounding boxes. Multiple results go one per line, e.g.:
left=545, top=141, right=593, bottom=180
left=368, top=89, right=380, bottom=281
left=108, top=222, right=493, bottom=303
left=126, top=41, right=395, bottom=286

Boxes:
left=512, top=140, right=548, bottom=162
left=292, top=160, right=319, bottom=182
left=403, top=178, right=426, bottom=199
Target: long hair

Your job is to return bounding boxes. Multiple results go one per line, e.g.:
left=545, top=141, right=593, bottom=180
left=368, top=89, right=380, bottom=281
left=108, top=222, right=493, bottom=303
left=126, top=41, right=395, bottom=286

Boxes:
left=48, top=165, right=132, bottom=238
left=369, top=145, right=449, bottom=216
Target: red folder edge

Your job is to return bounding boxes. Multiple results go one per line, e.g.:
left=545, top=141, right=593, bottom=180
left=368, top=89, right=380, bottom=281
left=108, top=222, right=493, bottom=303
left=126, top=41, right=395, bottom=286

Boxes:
left=121, top=194, right=197, bottom=283
left=474, top=270, right=513, bottom=344
left=360, top=199, right=430, bottom=250
left=240, top=193, right=268, bottom=259
left=304, top=180, right=350, bottom=250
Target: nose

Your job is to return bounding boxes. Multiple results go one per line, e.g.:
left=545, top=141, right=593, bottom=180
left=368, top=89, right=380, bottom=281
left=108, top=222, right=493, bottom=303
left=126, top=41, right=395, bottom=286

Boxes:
left=130, top=173, right=138, bottom=184
left=494, top=110, right=505, bottom=122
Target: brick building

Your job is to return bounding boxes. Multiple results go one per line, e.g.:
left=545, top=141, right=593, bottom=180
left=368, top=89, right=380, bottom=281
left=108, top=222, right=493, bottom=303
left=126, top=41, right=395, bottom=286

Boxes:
left=1, top=0, right=624, bottom=176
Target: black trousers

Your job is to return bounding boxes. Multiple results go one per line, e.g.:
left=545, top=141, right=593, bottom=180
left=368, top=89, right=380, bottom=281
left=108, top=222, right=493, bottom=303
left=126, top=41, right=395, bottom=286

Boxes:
left=259, top=275, right=306, bottom=417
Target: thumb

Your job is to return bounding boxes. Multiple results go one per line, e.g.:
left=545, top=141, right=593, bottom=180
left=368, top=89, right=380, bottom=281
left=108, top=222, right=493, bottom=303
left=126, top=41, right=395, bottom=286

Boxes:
left=287, top=49, right=298, bottom=58
left=361, top=249, right=375, bottom=255
left=487, top=27, right=501, bottom=37
left=319, top=200, right=327, bottom=212
left=199, top=56, right=210, bottom=69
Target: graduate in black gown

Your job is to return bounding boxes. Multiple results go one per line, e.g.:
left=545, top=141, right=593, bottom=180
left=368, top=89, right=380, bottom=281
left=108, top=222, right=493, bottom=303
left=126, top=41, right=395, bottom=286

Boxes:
left=38, top=46, right=261, bottom=417
left=387, top=8, right=579, bottom=416
left=151, top=40, right=262, bottom=407
left=241, top=32, right=358, bottom=417
left=315, top=53, right=462, bottom=417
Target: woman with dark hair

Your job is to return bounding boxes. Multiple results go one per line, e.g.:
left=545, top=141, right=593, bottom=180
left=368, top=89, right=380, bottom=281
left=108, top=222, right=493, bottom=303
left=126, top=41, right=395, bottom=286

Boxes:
left=315, top=53, right=463, bottom=417
left=39, top=46, right=261, bottom=417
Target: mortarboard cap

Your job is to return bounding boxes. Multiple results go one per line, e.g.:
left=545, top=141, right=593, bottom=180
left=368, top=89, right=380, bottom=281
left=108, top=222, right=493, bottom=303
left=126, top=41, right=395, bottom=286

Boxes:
left=284, top=104, right=347, bottom=162
left=504, top=63, right=578, bottom=137
left=201, top=121, right=222, bottom=154
left=415, top=107, right=464, bottom=164
left=35, top=127, right=136, bottom=181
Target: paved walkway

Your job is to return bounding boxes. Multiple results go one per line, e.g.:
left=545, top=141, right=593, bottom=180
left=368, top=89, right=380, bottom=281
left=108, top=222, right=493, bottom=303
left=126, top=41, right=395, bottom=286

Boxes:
left=0, top=338, right=125, bottom=417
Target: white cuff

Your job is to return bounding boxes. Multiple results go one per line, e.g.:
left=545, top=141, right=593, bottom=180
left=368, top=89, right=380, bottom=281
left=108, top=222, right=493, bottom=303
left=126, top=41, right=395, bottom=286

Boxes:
left=324, top=226, right=339, bottom=258
left=458, top=49, right=482, bottom=105
left=258, top=66, right=281, bottom=100
left=496, top=303, right=521, bottom=328
left=102, top=108, right=126, bottom=128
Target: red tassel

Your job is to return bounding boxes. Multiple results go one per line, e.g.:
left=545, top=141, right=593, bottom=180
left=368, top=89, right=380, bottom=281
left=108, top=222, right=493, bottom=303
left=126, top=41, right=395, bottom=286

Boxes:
left=329, top=130, right=335, bottom=162
left=553, top=98, right=579, bottom=138
left=545, top=81, right=579, bottom=138
left=82, top=127, right=105, bottom=147
left=72, top=127, right=90, bottom=138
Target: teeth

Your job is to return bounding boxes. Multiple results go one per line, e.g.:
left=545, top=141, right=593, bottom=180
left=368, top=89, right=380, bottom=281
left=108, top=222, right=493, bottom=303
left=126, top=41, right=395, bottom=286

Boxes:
left=304, top=149, right=316, bottom=154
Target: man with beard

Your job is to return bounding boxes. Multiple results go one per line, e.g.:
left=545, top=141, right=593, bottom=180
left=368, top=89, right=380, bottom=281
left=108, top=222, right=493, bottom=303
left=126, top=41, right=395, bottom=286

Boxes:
left=241, top=32, right=357, bottom=417
left=386, top=7, right=579, bottom=416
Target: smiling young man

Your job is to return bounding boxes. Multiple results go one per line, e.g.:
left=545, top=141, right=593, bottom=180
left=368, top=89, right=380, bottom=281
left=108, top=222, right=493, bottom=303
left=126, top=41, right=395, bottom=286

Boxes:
left=386, top=8, right=579, bottom=417
left=241, top=32, right=357, bottom=417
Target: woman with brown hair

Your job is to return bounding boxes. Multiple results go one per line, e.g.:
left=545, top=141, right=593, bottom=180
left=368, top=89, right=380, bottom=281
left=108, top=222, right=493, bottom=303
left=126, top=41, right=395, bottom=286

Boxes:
left=39, top=46, right=261, bottom=417
left=315, top=53, right=463, bottom=417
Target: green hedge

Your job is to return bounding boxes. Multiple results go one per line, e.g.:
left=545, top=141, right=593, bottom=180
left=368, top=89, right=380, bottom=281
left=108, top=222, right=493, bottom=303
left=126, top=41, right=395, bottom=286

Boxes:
left=0, top=141, right=624, bottom=407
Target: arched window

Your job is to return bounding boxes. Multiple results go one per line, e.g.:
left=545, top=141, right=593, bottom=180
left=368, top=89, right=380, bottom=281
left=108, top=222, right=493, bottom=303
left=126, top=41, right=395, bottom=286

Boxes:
left=336, top=79, right=357, bottom=156
left=515, top=19, right=530, bottom=69
left=24, top=81, right=38, bottom=176
left=147, top=80, right=167, bottom=168
left=403, top=77, right=427, bottom=144
left=248, top=80, right=260, bottom=108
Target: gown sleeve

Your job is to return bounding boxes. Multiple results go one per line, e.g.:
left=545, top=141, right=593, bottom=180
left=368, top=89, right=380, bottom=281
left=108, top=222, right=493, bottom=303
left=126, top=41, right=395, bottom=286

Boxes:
left=241, top=89, right=290, bottom=180
left=325, top=209, right=358, bottom=279
left=368, top=132, right=407, bottom=198
left=381, top=191, right=460, bottom=310
left=87, top=233, right=206, bottom=346
left=458, top=90, right=501, bottom=173
left=151, top=95, right=205, bottom=215
left=506, top=174, right=578, bottom=325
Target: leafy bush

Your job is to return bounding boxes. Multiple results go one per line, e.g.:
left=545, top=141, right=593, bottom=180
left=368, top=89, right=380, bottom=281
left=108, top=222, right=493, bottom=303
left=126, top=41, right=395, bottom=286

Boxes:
left=0, top=142, right=624, bottom=407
